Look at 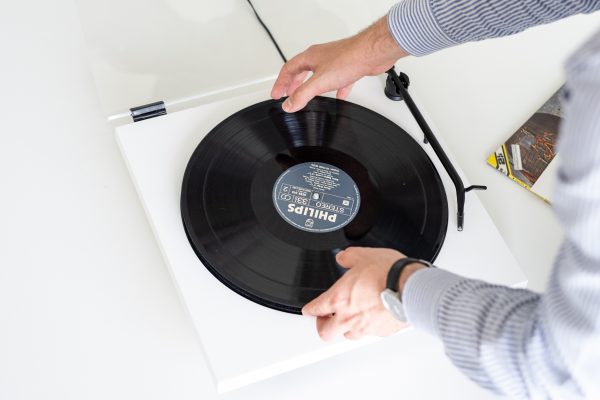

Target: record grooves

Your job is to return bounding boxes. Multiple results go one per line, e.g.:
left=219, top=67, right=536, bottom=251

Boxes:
left=181, top=96, right=448, bottom=314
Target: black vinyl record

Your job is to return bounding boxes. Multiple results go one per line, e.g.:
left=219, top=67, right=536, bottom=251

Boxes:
left=181, top=97, right=448, bottom=314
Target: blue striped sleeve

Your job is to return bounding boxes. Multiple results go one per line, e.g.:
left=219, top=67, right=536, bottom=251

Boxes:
left=387, top=0, right=457, bottom=57
left=387, top=0, right=600, bottom=56
left=400, top=24, right=600, bottom=399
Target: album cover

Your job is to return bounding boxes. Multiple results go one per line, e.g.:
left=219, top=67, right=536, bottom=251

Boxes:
left=487, top=87, right=563, bottom=202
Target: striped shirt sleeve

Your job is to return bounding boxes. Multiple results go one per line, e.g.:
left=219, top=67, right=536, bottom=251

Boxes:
left=387, top=0, right=600, bottom=56
left=396, top=2, right=600, bottom=398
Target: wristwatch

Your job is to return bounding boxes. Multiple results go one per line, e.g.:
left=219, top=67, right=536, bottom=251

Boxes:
left=380, top=257, right=433, bottom=322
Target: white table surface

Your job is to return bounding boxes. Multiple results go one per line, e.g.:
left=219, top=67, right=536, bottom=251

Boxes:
left=1, top=1, right=599, bottom=399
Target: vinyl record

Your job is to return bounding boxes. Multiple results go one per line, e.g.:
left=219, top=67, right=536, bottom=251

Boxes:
left=181, top=96, right=448, bottom=314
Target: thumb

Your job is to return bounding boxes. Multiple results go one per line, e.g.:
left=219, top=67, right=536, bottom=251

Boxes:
left=336, top=248, right=360, bottom=269
left=302, top=291, right=336, bottom=317
left=282, top=76, right=322, bottom=113
left=336, top=83, right=354, bottom=100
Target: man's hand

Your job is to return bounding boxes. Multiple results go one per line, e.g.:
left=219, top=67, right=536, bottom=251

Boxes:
left=302, top=247, right=424, bottom=341
left=271, top=17, right=408, bottom=113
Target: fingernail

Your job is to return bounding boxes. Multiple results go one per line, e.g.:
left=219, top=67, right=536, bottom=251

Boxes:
left=283, top=98, right=293, bottom=112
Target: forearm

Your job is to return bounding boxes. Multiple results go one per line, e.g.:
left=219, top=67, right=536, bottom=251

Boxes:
left=402, top=269, right=549, bottom=398
left=359, top=17, right=408, bottom=69
left=388, top=0, right=600, bottom=56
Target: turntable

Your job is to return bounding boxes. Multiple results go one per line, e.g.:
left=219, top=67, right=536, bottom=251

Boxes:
left=115, top=74, right=526, bottom=393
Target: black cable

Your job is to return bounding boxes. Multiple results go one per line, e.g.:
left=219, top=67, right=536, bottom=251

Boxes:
left=246, top=0, right=288, bottom=63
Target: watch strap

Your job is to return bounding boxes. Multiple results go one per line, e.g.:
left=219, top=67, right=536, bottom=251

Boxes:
left=386, top=257, right=432, bottom=292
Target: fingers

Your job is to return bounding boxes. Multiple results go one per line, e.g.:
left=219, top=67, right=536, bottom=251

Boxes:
left=287, top=71, right=309, bottom=97
left=343, top=330, right=364, bottom=340
left=335, top=247, right=367, bottom=269
left=282, top=76, right=323, bottom=113
left=271, top=44, right=355, bottom=112
left=271, top=53, right=312, bottom=100
left=316, top=313, right=356, bottom=341
left=271, top=46, right=334, bottom=113
left=302, top=289, right=338, bottom=317
left=302, top=270, right=353, bottom=317
left=336, top=84, right=354, bottom=100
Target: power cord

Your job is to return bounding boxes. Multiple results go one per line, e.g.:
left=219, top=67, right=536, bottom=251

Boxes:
left=246, top=0, right=288, bottom=63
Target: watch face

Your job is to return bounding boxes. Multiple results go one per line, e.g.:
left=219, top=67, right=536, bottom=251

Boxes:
left=380, top=289, right=407, bottom=322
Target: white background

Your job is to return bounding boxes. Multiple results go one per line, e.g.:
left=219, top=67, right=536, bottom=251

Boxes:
left=1, top=0, right=600, bottom=399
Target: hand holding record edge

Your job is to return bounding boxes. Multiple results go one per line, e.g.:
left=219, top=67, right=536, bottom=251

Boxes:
left=271, top=17, right=408, bottom=113
left=302, top=247, right=417, bottom=340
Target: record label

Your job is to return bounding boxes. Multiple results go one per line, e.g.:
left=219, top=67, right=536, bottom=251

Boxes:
left=272, top=162, right=360, bottom=233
